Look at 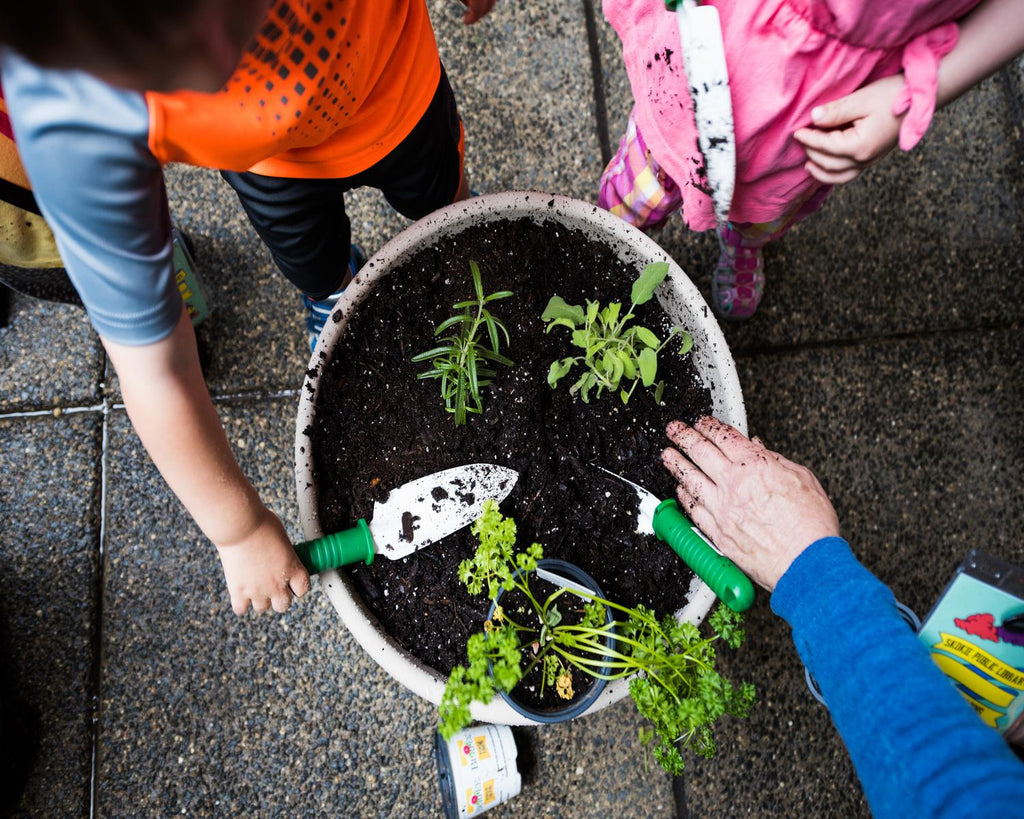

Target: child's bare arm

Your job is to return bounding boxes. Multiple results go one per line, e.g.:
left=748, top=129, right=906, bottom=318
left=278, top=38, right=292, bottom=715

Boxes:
left=103, top=304, right=310, bottom=615
left=793, top=0, right=1024, bottom=185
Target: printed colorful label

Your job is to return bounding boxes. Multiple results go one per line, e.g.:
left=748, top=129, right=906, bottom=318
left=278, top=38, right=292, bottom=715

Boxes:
left=919, top=572, right=1024, bottom=748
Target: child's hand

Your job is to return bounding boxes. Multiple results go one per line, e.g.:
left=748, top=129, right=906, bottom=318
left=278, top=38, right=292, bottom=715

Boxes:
left=793, top=74, right=906, bottom=185
left=215, top=508, right=311, bottom=615
left=459, top=0, right=497, bottom=24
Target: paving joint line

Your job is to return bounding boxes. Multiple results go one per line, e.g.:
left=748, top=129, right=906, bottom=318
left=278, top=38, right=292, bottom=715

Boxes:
left=0, top=386, right=302, bottom=420
left=87, top=359, right=112, bottom=819
left=731, top=318, right=1023, bottom=360
left=581, top=0, right=612, bottom=168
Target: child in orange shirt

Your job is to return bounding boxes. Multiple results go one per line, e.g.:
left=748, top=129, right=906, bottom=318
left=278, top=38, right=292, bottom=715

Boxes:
left=0, top=0, right=497, bottom=615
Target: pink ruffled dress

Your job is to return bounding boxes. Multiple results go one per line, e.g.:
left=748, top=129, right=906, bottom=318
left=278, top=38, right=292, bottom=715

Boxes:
left=603, top=0, right=979, bottom=231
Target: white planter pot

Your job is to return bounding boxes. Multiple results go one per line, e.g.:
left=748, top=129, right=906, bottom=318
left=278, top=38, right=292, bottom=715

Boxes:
left=294, top=191, right=747, bottom=725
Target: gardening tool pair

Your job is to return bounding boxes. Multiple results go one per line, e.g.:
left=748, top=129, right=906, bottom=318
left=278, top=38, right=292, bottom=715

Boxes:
left=294, top=464, right=518, bottom=572
left=597, top=466, right=754, bottom=612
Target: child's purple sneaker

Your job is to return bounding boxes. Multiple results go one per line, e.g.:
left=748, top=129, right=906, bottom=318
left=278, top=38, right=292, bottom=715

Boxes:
left=711, top=224, right=764, bottom=321
left=302, top=244, right=366, bottom=352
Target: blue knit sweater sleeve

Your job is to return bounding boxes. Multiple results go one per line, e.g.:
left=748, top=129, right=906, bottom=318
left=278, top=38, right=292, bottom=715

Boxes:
left=771, top=537, right=1024, bottom=818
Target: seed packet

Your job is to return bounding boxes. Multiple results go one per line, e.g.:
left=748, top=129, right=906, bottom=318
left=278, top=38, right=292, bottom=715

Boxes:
left=918, top=550, right=1024, bottom=752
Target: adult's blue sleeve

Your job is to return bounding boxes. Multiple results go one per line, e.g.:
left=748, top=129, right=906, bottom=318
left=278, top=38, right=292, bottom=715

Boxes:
left=771, top=537, right=1024, bottom=818
left=1, top=50, right=181, bottom=345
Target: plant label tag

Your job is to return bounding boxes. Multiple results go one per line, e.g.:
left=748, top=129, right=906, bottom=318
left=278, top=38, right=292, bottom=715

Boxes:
left=536, top=568, right=595, bottom=600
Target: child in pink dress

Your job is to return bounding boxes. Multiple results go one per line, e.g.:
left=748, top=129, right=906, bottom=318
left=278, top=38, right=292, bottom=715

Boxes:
left=599, top=0, right=1022, bottom=320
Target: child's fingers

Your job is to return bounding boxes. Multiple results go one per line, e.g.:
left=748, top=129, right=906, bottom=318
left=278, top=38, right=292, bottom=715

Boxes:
left=251, top=596, right=272, bottom=614
left=809, top=94, right=864, bottom=129
left=801, top=146, right=860, bottom=173
left=805, top=161, right=863, bottom=186
left=290, top=570, right=311, bottom=599
left=793, top=125, right=860, bottom=156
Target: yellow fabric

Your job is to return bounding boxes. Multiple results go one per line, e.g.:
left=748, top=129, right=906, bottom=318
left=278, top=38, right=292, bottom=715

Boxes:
left=0, top=92, right=62, bottom=267
left=0, top=200, right=62, bottom=268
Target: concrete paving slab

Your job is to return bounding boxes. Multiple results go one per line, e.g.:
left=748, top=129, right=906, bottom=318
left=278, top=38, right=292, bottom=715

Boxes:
left=0, top=292, right=102, bottom=412
left=97, top=398, right=678, bottom=817
left=680, top=326, right=1024, bottom=817
left=0, top=411, right=102, bottom=817
left=431, top=1, right=606, bottom=201
left=588, top=0, right=634, bottom=160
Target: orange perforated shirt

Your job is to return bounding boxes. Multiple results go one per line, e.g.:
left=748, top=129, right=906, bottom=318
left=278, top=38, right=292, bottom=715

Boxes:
left=146, top=0, right=441, bottom=178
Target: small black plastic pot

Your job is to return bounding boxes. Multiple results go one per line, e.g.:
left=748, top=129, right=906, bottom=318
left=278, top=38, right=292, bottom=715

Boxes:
left=490, top=558, right=616, bottom=724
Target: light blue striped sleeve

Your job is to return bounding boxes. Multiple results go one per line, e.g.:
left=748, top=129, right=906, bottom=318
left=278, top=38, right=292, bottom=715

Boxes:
left=1, top=49, right=182, bottom=345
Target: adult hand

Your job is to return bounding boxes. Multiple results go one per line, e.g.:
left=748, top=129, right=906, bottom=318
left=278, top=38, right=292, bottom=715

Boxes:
left=216, top=507, right=311, bottom=615
left=792, top=74, right=905, bottom=185
left=661, top=417, right=840, bottom=591
left=460, top=0, right=497, bottom=24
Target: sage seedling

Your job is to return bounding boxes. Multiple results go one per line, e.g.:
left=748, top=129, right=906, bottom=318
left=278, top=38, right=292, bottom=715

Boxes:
left=542, top=262, right=693, bottom=405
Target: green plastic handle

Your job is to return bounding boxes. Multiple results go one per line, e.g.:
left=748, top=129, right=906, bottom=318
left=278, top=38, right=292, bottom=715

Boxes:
left=652, top=499, right=755, bottom=612
left=293, top=519, right=374, bottom=574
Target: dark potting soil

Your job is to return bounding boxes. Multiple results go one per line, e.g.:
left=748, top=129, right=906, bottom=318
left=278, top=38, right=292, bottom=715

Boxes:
left=306, top=215, right=713, bottom=688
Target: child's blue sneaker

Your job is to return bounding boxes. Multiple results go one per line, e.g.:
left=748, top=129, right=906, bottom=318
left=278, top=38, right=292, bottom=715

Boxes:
left=302, top=244, right=366, bottom=352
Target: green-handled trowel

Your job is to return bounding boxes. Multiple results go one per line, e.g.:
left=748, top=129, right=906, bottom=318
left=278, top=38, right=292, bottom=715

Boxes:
left=598, top=465, right=754, bottom=612
left=295, top=463, right=518, bottom=573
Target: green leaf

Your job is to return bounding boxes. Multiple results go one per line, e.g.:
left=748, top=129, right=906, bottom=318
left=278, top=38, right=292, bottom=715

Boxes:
left=486, top=316, right=500, bottom=352
left=630, top=261, right=670, bottom=305
left=633, top=325, right=661, bottom=348
left=477, top=349, right=514, bottom=368
left=542, top=295, right=585, bottom=325
left=676, top=331, right=694, bottom=356
left=654, top=380, right=665, bottom=404
left=600, top=302, right=621, bottom=327
left=585, top=300, right=599, bottom=324
left=571, top=329, right=590, bottom=349
left=547, top=358, right=574, bottom=387
left=470, top=260, right=484, bottom=301
left=570, top=371, right=595, bottom=401
left=411, top=345, right=455, bottom=362
left=618, top=350, right=637, bottom=380
left=544, top=605, right=563, bottom=627
left=435, top=314, right=473, bottom=334
left=586, top=338, right=608, bottom=359
left=603, top=351, right=623, bottom=387
left=638, top=347, right=658, bottom=386
left=579, top=373, right=597, bottom=403
left=545, top=317, right=578, bottom=334
left=466, top=346, right=479, bottom=396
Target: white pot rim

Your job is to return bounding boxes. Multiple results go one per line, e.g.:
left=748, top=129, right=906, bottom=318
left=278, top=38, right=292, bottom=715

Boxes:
left=294, top=191, right=746, bottom=725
